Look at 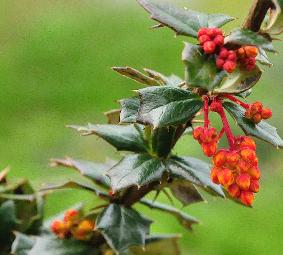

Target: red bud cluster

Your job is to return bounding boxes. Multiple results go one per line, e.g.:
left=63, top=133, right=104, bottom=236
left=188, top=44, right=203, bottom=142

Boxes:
left=245, top=102, right=273, bottom=123
left=193, top=126, right=219, bottom=157
left=216, top=47, right=237, bottom=73
left=211, top=136, right=260, bottom=206
left=237, top=46, right=259, bottom=71
left=51, top=209, right=95, bottom=241
left=198, top=28, right=224, bottom=54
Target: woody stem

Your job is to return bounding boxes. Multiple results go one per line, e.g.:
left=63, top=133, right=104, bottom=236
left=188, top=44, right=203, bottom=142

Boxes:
left=224, top=94, right=250, bottom=109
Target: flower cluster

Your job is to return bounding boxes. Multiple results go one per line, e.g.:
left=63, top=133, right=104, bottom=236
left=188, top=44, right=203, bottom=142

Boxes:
left=51, top=209, right=95, bottom=241
left=216, top=47, right=237, bottom=73
left=245, top=101, right=273, bottom=123
left=198, top=27, right=224, bottom=54
left=211, top=136, right=260, bottom=206
left=237, top=46, right=259, bottom=70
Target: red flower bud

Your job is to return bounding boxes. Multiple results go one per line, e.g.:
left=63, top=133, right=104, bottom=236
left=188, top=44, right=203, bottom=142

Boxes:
left=212, top=28, right=223, bottom=36
left=244, top=46, right=258, bottom=58
left=223, top=61, right=237, bottom=73
left=199, top=34, right=211, bottom=44
left=227, top=51, right=237, bottom=61
left=252, top=113, right=262, bottom=124
left=251, top=102, right=263, bottom=114
left=202, top=142, right=217, bottom=157
left=219, top=47, right=229, bottom=59
left=216, top=58, right=225, bottom=69
left=240, top=148, right=257, bottom=162
left=236, top=174, right=251, bottom=191
left=214, top=35, right=224, bottom=47
left=213, top=149, right=227, bottom=167
left=228, top=184, right=241, bottom=198
left=211, top=167, right=220, bottom=184
left=64, top=209, right=79, bottom=223
left=249, top=179, right=260, bottom=193
left=226, top=151, right=240, bottom=167
left=51, top=220, right=69, bottom=239
left=240, top=191, right=254, bottom=206
left=237, top=160, right=250, bottom=172
left=198, top=28, right=209, bottom=37
left=234, top=136, right=256, bottom=151
left=193, top=127, right=204, bottom=141
left=248, top=167, right=261, bottom=180
left=218, top=168, right=234, bottom=187
left=203, top=41, right=216, bottom=54
left=72, top=219, right=95, bottom=241
left=261, top=108, right=272, bottom=119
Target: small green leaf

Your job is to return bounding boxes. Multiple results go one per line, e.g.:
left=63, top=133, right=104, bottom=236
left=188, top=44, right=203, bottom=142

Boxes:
left=212, top=66, right=262, bottom=94
left=237, top=89, right=252, bottom=99
left=170, top=181, right=205, bottom=206
left=69, top=124, right=148, bottom=153
left=130, top=234, right=181, bottom=255
left=50, top=157, right=112, bottom=188
left=225, top=29, right=275, bottom=52
left=137, top=86, right=203, bottom=128
left=104, top=109, right=121, bottom=124
left=137, top=0, right=234, bottom=37
left=107, top=154, right=166, bottom=192
left=169, top=156, right=225, bottom=197
left=223, top=101, right=283, bottom=148
left=112, top=66, right=160, bottom=86
left=257, top=48, right=272, bottom=67
left=11, top=232, right=35, bottom=255
left=263, top=0, right=283, bottom=35
left=120, top=97, right=140, bottom=124
left=96, top=203, right=152, bottom=253
left=182, top=43, right=228, bottom=91
left=140, top=199, right=198, bottom=230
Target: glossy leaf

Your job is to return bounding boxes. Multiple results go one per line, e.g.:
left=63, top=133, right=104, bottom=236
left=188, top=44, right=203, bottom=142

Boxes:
left=137, top=86, right=203, bottom=128
left=169, top=156, right=225, bottom=197
left=213, top=66, right=262, bottom=94
left=223, top=101, right=283, bottom=148
left=107, top=154, right=166, bottom=192
left=69, top=124, right=148, bottom=153
left=112, top=66, right=160, bottom=86
left=263, top=0, right=283, bottom=35
left=257, top=48, right=272, bottom=67
left=140, top=199, right=198, bottom=230
left=182, top=43, right=228, bottom=91
left=119, top=97, right=140, bottom=124
left=137, top=0, right=234, bottom=37
left=225, top=29, right=275, bottom=52
left=50, top=157, right=112, bottom=188
left=96, top=203, right=152, bottom=253
left=104, top=109, right=121, bottom=124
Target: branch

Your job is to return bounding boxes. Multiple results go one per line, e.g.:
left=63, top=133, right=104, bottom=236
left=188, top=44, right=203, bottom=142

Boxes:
left=243, top=0, right=274, bottom=32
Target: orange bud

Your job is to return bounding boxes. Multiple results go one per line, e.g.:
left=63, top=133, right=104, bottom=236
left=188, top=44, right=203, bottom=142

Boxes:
left=248, top=167, right=261, bottom=180
left=193, top=127, right=204, bottom=141
left=200, top=128, right=218, bottom=143
left=252, top=113, right=262, bottom=124
left=250, top=102, right=263, bottom=114
left=51, top=220, right=69, bottom=239
left=237, top=47, right=246, bottom=58
left=237, top=159, right=250, bottom=172
left=218, top=168, right=234, bottom=187
left=202, top=142, right=217, bottom=157
left=240, top=148, right=257, bottom=162
left=236, top=174, right=251, bottom=191
left=228, top=184, right=241, bottom=198
left=211, top=167, right=221, bottom=184
left=235, top=136, right=256, bottom=151
left=244, top=108, right=252, bottom=119
left=240, top=191, right=254, bottom=206
left=64, top=209, right=80, bottom=223
left=249, top=179, right=260, bottom=193
left=72, top=219, right=95, bottom=241
left=261, top=108, right=272, bottom=119
left=226, top=151, right=240, bottom=167
left=244, top=46, right=258, bottom=58
left=213, top=150, right=227, bottom=167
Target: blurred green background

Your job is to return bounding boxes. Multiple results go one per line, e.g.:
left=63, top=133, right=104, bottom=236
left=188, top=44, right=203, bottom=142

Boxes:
left=1, top=0, right=283, bottom=254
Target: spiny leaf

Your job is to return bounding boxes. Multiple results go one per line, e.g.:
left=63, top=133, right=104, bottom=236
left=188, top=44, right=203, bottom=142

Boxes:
left=69, top=124, right=149, bottom=153
left=225, top=29, right=275, bottom=52
left=257, top=48, right=273, bottom=67
left=112, top=66, right=160, bottom=86
left=137, top=0, right=234, bottom=37
left=140, top=199, right=198, bottom=230
left=223, top=101, right=283, bottom=148
left=169, top=156, right=225, bottom=197
left=96, top=203, right=152, bottom=253
left=50, top=157, right=112, bottom=188
left=182, top=43, right=227, bottom=91
left=119, top=97, right=140, bottom=124
left=107, top=154, right=166, bottom=192
left=137, top=86, right=203, bottom=128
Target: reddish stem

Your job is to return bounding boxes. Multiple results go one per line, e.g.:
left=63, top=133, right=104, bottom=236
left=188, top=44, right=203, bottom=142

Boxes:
left=218, top=127, right=225, bottom=141
left=203, top=96, right=210, bottom=128
left=224, top=94, right=250, bottom=109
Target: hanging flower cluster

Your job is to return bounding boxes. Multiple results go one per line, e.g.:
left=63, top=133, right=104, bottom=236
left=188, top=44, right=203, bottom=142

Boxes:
left=51, top=209, right=95, bottom=241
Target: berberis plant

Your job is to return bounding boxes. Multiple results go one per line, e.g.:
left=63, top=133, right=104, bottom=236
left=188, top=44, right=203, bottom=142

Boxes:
left=7, top=0, right=283, bottom=254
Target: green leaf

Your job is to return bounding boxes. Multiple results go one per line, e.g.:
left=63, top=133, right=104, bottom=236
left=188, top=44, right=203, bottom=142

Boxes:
left=104, top=109, right=121, bottom=124
left=212, top=66, right=262, bottom=94
left=50, top=157, right=112, bottom=188
left=170, top=181, right=204, bottom=206
left=107, top=154, right=166, bottom=192
left=223, top=101, right=283, bottom=148
left=182, top=43, right=228, bottom=91
left=137, top=0, right=234, bottom=37
left=169, top=156, right=225, bottom=197
left=11, top=232, right=35, bottom=255
left=257, top=48, right=272, bottom=67
left=263, top=0, right=283, bottom=35
left=96, top=203, right=152, bottom=253
left=225, top=29, right=275, bottom=52
left=69, top=124, right=148, bottom=153
left=130, top=234, right=180, bottom=255
left=119, top=97, right=140, bottom=124
left=140, top=199, right=198, bottom=230
left=137, top=86, right=203, bottom=128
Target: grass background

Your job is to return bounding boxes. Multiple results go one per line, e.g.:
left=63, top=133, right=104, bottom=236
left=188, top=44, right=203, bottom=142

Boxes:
left=1, top=0, right=283, bottom=254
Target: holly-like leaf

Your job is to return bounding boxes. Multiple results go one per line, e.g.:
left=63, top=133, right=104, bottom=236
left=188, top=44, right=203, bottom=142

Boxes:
left=225, top=29, right=275, bottom=52
left=104, top=109, right=121, bottom=124
left=137, top=0, right=234, bottom=37
left=120, top=97, right=140, bottom=124
left=170, top=181, right=204, bottom=206
left=50, top=157, right=112, bottom=188
left=182, top=43, right=228, bottom=91
left=257, top=48, right=272, bottom=66
left=11, top=232, right=35, bottom=255
left=140, top=199, right=198, bottom=230
left=212, top=66, right=262, bottom=94
left=137, top=86, right=203, bottom=128
left=112, top=66, right=160, bottom=86
left=107, top=154, right=166, bottom=192
left=69, top=124, right=148, bottom=153
left=169, top=156, right=225, bottom=197
left=263, top=0, right=283, bottom=35
left=96, top=203, right=152, bottom=253
left=223, top=101, right=283, bottom=148
left=130, top=234, right=180, bottom=255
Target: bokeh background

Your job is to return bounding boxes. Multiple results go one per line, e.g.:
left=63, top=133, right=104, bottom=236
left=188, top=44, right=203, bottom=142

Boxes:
left=1, top=0, right=283, bottom=254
